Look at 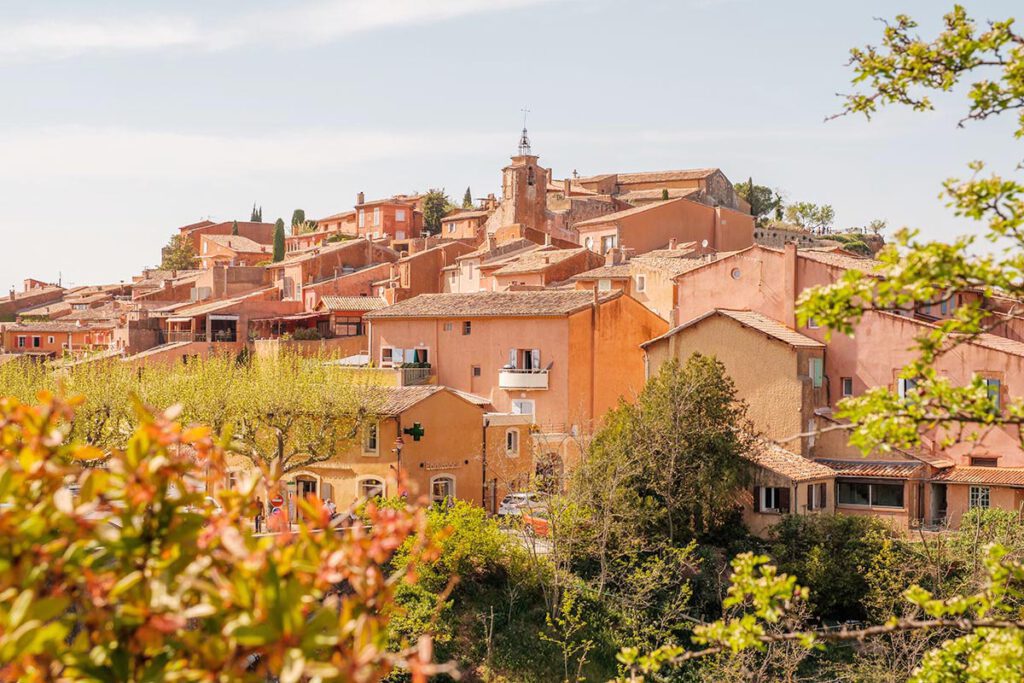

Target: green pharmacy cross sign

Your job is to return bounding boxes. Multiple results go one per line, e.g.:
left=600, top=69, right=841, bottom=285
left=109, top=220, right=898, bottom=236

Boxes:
left=403, top=422, right=426, bottom=441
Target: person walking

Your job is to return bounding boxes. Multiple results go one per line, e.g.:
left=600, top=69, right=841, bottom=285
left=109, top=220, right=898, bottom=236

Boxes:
left=254, top=496, right=265, bottom=534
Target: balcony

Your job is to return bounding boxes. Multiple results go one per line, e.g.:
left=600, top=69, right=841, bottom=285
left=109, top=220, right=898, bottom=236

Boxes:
left=499, top=367, right=549, bottom=390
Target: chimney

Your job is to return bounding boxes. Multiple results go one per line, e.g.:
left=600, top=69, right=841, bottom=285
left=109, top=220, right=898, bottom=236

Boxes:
left=8, top=289, right=14, bottom=302
left=486, top=193, right=497, bottom=210
left=544, top=233, right=552, bottom=246
left=783, top=242, right=798, bottom=328
left=563, top=178, right=571, bottom=196
left=485, top=235, right=496, bottom=252
left=604, top=247, right=620, bottom=266
left=356, top=191, right=365, bottom=205
left=668, top=238, right=677, bottom=250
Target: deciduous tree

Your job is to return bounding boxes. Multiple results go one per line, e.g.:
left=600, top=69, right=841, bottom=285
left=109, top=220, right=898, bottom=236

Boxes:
left=734, top=178, right=783, bottom=226
left=421, top=189, right=452, bottom=236
left=161, top=233, right=198, bottom=270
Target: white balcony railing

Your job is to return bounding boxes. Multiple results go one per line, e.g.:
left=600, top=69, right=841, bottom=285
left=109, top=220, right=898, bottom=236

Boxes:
left=498, top=367, right=549, bottom=390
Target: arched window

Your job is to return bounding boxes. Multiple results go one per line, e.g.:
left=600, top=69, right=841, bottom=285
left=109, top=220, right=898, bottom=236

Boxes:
left=357, top=477, right=385, bottom=500
left=430, top=475, right=455, bottom=504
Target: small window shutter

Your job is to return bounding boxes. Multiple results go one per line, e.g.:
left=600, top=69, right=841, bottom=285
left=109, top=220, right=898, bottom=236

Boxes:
left=321, top=482, right=333, bottom=501
left=820, top=483, right=827, bottom=509
left=779, top=487, right=791, bottom=513
left=531, top=349, right=541, bottom=369
left=753, top=486, right=761, bottom=512
left=508, top=348, right=517, bottom=368
left=807, top=483, right=813, bottom=510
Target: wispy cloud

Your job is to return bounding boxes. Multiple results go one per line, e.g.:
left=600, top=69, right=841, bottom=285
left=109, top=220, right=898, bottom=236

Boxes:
left=0, top=0, right=562, bottom=61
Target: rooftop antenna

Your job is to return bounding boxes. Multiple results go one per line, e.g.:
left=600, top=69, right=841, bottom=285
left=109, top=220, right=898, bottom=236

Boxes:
left=518, top=106, right=531, bottom=156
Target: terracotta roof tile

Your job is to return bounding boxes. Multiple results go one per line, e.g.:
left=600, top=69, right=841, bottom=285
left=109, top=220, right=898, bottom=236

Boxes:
left=932, top=466, right=1024, bottom=488
left=618, top=187, right=701, bottom=203
left=745, top=441, right=836, bottom=482
left=575, top=197, right=688, bottom=228
left=615, top=168, right=719, bottom=184
left=492, top=248, right=587, bottom=276
left=373, top=386, right=486, bottom=416
left=202, top=234, right=272, bottom=254
left=5, top=321, right=115, bottom=333
left=816, top=459, right=925, bottom=479
left=442, top=209, right=490, bottom=221
left=643, top=309, right=824, bottom=349
left=571, top=265, right=632, bottom=280
left=798, top=250, right=881, bottom=273
left=318, top=296, right=388, bottom=312
left=366, top=290, right=620, bottom=319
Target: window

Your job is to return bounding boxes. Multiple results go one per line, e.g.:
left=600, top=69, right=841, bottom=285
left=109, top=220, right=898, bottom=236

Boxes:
left=508, top=348, right=541, bottom=370
left=969, top=486, right=991, bottom=510
left=32, top=337, right=40, bottom=348
left=373, top=207, right=381, bottom=226
left=382, top=347, right=429, bottom=366
left=362, top=422, right=378, bottom=454
left=16, top=336, right=25, bottom=348
left=472, top=365, right=481, bottom=377
left=226, top=471, right=239, bottom=490
left=447, top=223, right=455, bottom=234
left=837, top=480, right=904, bottom=508
left=809, top=357, right=823, bottom=388
left=358, top=477, right=385, bottom=499
left=940, top=299, right=949, bottom=315
left=467, top=263, right=475, bottom=278
left=600, top=235, right=618, bottom=253
left=358, top=209, right=365, bottom=228
left=511, top=399, right=535, bottom=416
left=897, top=377, right=918, bottom=399
left=334, top=317, right=362, bottom=337
left=807, top=317, right=820, bottom=329
left=443, top=322, right=453, bottom=332
left=635, top=274, right=646, bottom=293
left=526, top=166, right=535, bottom=186
left=462, top=321, right=472, bottom=335
left=841, top=377, right=853, bottom=397
left=971, top=457, right=998, bottom=467
left=807, top=482, right=827, bottom=510
left=730, top=268, right=741, bottom=280
left=756, top=486, right=790, bottom=513
left=986, top=378, right=1002, bottom=411
left=506, top=429, right=519, bottom=456
left=431, top=475, right=455, bottom=503
left=585, top=236, right=594, bottom=250
left=396, top=209, right=406, bottom=222
left=597, top=278, right=612, bottom=292
left=47, top=336, right=54, bottom=344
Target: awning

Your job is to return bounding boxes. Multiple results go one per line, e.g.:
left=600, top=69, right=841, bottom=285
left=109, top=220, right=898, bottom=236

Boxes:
left=166, top=317, right=194, bottom=324
left=250, top=312, right=325, bottom=323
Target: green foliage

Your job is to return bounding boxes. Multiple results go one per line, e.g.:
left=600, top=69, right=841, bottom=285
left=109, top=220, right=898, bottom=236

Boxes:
left=770, top=514, right=897, bottom=619
left=421, top=189, right=452, bottom=236
left=783, top=201, right=835, bottom=231
left=462, top=187, right=473, bottom=209
left=291, top=208, right=306, bottom=227
left=660, top=188, right=669, bottom=201
left=251, top=203, right=262, bottom=222
left=0, top=394, right=442, bottom=681
left=160, top=233, right=198, bottom=270
left=231, top=219, right=239, bottom=235
left=273, top=218, right=286, bottom=262
left=734, top=178, right=783, bottom=226
left=291, top=327, right=322, bottom=341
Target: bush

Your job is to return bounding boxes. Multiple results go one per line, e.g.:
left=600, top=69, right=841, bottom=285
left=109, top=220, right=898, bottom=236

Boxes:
left=292, top=327, right=322, bottom=341
left=769, top=514, right=900, bottom=620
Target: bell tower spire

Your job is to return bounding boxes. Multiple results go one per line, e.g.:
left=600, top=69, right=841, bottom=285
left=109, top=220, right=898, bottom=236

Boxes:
left=518, top=106, right=531, bottom=156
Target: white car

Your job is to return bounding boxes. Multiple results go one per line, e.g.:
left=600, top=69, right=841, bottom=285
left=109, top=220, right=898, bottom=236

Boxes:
left=498, top=492, right=547, bottom=517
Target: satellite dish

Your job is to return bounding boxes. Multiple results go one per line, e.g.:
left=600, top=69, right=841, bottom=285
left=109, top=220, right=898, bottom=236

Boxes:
left=701, top=239, right=709, bottom=249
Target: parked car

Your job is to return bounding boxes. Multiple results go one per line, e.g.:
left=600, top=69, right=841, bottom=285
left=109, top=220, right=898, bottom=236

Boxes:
left=498, top=492, right=547, bottom=517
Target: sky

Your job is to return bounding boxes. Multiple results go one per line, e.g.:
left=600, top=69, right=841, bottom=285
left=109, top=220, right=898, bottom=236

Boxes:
left=0, top=0, right=1020, bottom=287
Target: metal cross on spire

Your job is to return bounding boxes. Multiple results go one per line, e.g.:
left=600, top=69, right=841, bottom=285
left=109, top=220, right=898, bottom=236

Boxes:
left=518, top=106, right=532, bottom=156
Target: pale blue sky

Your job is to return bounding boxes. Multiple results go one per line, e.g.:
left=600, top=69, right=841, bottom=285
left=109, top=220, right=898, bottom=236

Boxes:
left=0, top=0, right=1019, bottom=287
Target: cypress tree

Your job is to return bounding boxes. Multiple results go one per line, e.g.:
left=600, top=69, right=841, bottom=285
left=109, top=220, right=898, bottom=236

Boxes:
left=272, top=219, right=285, bottom=262
left=250, top=203, right=259, bottom=222
left=231, top=220, right=239, bottom=236
left=462, top=187, right=473, bottom=209
left=661, top=189, right=670, bottom=201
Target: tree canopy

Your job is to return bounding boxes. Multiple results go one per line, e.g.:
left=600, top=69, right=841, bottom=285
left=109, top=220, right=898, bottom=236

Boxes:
left=160, top=233, right=198, bottom=270
left=421, top=189, right=452, bottom=236
left=273, top=219, right=286, bottom=262
left=734, top=178, right=783, bottom=226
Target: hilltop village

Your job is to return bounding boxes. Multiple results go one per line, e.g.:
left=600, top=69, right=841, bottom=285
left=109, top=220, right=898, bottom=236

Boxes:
left=2, top=130, right=1014, bottom=535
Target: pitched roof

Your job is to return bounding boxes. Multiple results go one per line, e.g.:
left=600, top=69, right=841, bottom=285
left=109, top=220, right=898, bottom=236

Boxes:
left=874, top=311, right=1024, bottom=359
left=798, top=250, right=881, bottom=273
left=616, top=168, right=719, bottom=184
left=366, top=290, right=620, bottom=319
left=4, top=321, right=115, bottom=333
left=373, top=386, right=486, bottom=416
left=816, top=459, right=925, bottom=479
left=932, top=466, right=1024, bottom=488
left=492, top=248, right=587, bottom=276
left=571, top=264, right=632, bottom=280
left=574, top=197, right=688, bottom=228
left=642, top=309, right=824, bottom=349
left=201, top=234, right=271, bottom=254
left=617, top=188, right=701, bottom=203
left=316, top=210, right=356, bottom=222
left=443, top=209, right=490, bottom=221
left=745, top=441, right=836, bottom=482
left=318, top=296, right=388, bottom=312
